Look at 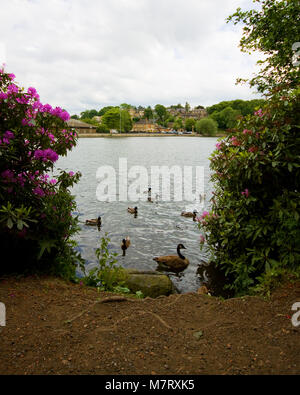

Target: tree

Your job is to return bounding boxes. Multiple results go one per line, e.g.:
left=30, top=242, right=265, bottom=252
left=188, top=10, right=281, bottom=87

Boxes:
left=185, top=102, right=191, bottom=113
left=173, top=117, right=183, bottom=131
left=71, top=114, right=79, bottom=119
left=80, top=109, right=98, bottom=119
left=144, top=106, right=153, bottom=120
left=206, top=99, right=266, bottom=117
left=184, top=118, right=195, bottom=131
left=81, top=118, right=99, bottom=126
left=154, top=104, right=167, bottom=124
left=198, top=0, right=300, bottom=296
left=120, top=110, right=133, bottom=132
left=170, top=103, right=183, bottom=109
left=120, top=103, right=131, bottom=111
left=98, top=106, right=114, bottom=116
left=195, top=118, right=217, bottom=136
left=211, top=106, right=241, bottom=130
left=166, top=115, right=175, bottom=123
left=101, top=108, right=132, bottom=132
left=227, top=0, right=300, bottom=93
left=96, top=124, right=110, bottom=133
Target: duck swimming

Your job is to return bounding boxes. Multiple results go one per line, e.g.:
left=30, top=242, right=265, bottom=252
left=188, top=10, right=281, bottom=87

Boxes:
left=181, top=210, right=197, bottom=220
left=128, top=206, right=138, bottom=215
left=85, top=216, right=101, bottom=226
left=121, top=236, right=131, bottom=256
left=153, top=243, right=189, bottom=272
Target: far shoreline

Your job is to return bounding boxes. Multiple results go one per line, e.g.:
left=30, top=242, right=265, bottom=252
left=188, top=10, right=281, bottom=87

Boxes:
left=78, top=133, right=225, bottom=138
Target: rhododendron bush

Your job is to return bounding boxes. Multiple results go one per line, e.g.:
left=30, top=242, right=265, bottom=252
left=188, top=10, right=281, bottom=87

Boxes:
left=0, top=68, right=82, bottom=276
left=199, top=89, right=300, bottom=295
left=198, top=0, right=300, bottom=295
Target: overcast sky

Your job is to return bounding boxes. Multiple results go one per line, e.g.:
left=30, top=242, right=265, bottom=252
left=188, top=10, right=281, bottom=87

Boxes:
left=0, top=0, right=262, bottom=115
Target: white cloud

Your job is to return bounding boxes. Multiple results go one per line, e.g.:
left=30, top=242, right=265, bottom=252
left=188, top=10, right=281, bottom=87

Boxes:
left=0, top=0, right=263, bottom=114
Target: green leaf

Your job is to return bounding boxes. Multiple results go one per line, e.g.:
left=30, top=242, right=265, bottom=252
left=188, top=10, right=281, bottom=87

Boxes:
left=7, top=218, right=13, bottom=229
left=17, top=219, right=23, bottom=230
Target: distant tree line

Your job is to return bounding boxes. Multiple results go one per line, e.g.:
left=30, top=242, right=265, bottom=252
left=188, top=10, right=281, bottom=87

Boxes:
left=70, top=98, right=265, bottom=135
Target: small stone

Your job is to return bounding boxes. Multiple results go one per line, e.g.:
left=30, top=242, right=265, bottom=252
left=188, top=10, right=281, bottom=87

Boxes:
left=193, top=330, right=203, bottom=340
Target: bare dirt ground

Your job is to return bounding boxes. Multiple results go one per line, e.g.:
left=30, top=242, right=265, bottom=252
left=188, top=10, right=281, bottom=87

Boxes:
left=0, top=275, right=299, bottom=375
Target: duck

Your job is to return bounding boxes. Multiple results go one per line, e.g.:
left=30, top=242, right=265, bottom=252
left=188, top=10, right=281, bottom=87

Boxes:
left=85, top=216, right=101, bottom=226
left=181, top=210, right=197, bottom=220
left=121, top=236, right=131, bottom=256
left=145, top=187, right=153, bottom=203
left=128, top=206, right=138, bottom=215
left=153, top=243, right=189, bottom=272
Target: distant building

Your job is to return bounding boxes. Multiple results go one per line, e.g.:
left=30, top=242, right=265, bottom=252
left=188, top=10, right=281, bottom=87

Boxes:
left=129, top=108, right=145, bottom=119
left=167, top=107, right=207, bottom=119
left=131, top=119, right=159, bottom=132
left=67, top=119, right=97, bottom=134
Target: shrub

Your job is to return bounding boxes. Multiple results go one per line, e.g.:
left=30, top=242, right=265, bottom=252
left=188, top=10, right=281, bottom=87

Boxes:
left=82, top=234, right=126, bottom=291
left=96, top=124, right=110, bottom=133
left=197, top=0, right=300, bottom=296
left=198, top=89, right=300, bottom=295
left=0, top=68, right=82, bottom=278
left=195, top=118, right=218, bottom=135
left=184, top=118, right=196, bottom=131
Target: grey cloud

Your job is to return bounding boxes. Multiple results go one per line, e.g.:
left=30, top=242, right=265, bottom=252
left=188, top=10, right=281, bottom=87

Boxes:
left=1, top=0, right=262, bottom=114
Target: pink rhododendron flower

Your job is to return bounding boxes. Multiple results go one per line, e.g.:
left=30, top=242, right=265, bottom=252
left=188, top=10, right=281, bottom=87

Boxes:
left=243, top=129, right=252, bottom=135
left=200, top=211, right=209, bottom=220
left=4, top=131, right=14, bottom=140
left=248, top=146, right=258, bottom=153
left=41, top=103, right=53, bottom=113
left=254, top=109, right=265, bottom=117
left=241, top=189, right=250, bottom=198
left=68, top=171, right=75, bottom=177
left=33, top=186, right=46, bottom=197
left=27, top=87, right=38, bottom=97
left=33, top=148, right=59, bottom=162
left=200, top=235, right=205, bottom=244
left=7, top=84, right=19, bottom=94
left=0, top=92, right=8, bottom=100
left=230, top=136, right=241, bottom=146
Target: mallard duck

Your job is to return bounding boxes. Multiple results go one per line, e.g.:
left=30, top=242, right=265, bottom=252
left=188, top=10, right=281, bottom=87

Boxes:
left=181, top=210, right=197, bottom=220
left=128, top=206, right=138, bottom=214
left=121, top=236, right=131, bottom=256
left=153, top=243, right=189, bottom=272
left=86, top=216, right=101, bottom=226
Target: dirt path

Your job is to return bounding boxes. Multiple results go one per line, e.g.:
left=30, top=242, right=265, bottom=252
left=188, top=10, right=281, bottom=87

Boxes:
left=0, top=275, right=299, bottom=375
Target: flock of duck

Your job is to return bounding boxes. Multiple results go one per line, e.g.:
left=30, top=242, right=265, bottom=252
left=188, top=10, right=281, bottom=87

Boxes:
left=85, top=188, right=205, bottom=273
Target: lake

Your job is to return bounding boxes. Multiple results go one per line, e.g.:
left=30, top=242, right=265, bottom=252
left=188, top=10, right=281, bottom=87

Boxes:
left=56, top=136, right=218, bottom=293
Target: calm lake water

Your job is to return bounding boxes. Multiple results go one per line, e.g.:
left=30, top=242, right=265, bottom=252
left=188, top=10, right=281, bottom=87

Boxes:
left=56, top=136, right=218, bottom=293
